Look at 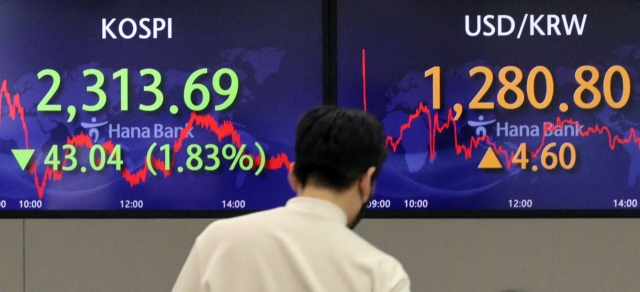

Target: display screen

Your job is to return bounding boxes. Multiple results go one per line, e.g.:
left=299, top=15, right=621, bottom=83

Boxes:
left=0, top=1, right=322, bottom=212
left=338, top=0, right=640, bottom=211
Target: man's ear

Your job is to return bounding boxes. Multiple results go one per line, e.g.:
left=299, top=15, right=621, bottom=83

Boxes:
left=358, top=166, right=376, bottom=203
left=288, top=162, right=300, bottom=192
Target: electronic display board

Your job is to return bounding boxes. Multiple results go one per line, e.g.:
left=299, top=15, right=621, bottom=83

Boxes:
left=338, top=0, right=640, bottom=213
left=0, top=0, right=322, bottom=213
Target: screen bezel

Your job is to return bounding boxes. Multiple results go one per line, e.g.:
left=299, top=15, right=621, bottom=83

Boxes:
left=4, top=0, right=640, bottom=218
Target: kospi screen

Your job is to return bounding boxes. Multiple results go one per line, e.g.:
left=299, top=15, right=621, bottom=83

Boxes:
left=338, top=0, right=640, bottom=214
left=0, top=0, right=322, bottom=213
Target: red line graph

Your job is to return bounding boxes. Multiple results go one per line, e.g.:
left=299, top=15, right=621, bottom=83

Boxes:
left=0, top=81, right=29, bottom=149
left=362, top=49, right=367, bottom=112
left=0, top=80, right=292, bottom=199
left=361, top=49, right=640, bottom=169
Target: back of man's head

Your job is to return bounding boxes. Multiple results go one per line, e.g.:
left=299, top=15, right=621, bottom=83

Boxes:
left=293, top=106, right=387, bottom=192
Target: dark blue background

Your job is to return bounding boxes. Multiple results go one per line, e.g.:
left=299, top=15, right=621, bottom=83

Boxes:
left=0, top=0, right=322, bottom=210
left=338, top=0, right=640, bottom=210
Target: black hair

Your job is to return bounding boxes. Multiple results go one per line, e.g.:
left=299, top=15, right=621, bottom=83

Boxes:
left=293, top=106, right=388, bottom=192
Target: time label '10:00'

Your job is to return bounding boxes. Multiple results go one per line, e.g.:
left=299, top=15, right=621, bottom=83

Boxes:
left=404, top=199, right=428, bottom=209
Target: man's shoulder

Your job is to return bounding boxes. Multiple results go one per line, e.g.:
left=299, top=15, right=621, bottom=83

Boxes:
left=340, top=231, right=410, bottom=291
left=215, top=207, right=286, bottom=225
left=349, top=235, right=410, bottom=291
left=197, top=207, right=286, bottom=238
left=351, top=233, right=404, bottom=266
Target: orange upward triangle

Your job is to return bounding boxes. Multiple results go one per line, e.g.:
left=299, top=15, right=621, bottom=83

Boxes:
left=478, top=147, right=503, bottom=169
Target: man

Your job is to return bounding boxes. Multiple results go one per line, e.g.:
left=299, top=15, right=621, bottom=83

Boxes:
left=172, top=106, right=410, bottom=292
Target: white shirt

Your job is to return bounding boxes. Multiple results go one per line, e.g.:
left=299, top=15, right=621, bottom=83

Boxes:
left=172, top=197, right=410, bottom=292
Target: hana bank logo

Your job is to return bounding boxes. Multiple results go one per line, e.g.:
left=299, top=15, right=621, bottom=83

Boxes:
left=467, top=115, right=496, bottom=137
left=81, top=117, right=108, bottom=142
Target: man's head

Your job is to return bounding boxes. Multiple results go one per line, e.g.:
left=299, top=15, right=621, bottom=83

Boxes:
left=289, top=106, right=387, bottom=227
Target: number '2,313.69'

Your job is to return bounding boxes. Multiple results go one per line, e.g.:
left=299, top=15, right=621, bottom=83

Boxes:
left=36, top=67, right=239, bottom=118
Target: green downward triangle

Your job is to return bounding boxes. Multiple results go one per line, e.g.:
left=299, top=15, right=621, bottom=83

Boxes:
left=12, top=149, right=34, bottom=171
